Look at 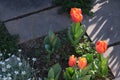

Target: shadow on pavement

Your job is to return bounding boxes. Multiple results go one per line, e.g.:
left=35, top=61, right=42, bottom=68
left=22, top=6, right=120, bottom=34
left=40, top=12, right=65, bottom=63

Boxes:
left=82, top=0, right=120, bottom=78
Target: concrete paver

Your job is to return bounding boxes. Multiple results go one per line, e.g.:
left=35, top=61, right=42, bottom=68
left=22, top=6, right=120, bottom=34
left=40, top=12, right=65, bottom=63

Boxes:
left=104, top=45, right=120, bottom=78
left=113, top=77, right=120, bottom=80
left=83, top=0, right=120, bottom=45
left=0, top=0, right=52, bottom=21
left=5, top=7, right=71, bottom=43
left=82, top=0, right=120, bottom=78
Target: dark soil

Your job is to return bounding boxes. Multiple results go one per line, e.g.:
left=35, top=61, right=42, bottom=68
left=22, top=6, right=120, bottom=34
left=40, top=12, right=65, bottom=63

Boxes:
left=19, top=29, right=115, bottom=80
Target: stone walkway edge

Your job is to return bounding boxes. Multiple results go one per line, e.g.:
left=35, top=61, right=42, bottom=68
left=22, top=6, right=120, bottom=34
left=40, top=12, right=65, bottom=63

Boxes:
left=3, top=5, right=59, bottom=23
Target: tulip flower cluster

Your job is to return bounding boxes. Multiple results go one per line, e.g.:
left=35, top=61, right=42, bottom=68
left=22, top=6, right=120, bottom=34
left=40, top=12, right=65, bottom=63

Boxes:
left=68, top=55, right=87, bottom=69
left=45, top=7, right=110, bottom=80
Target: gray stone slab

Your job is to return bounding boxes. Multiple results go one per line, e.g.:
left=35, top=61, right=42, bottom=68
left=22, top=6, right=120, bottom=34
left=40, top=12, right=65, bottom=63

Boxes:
left=104, top=45, right=120, bottom=78
left=82, top=0, right=120, bottom=78
left=5, top=7, right=71, bottom=43
left=0, top=0, right=52, bottom=21
left=114, top=77, right=120, bottom=80
left=82, top=0, right=120, bottom=45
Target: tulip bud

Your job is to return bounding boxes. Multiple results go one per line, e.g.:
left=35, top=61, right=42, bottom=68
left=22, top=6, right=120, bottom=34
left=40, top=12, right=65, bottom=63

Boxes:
left=68, top=55, right=76, bottom=67
left=78, top=57, right=87, bottom=69
left=70, top=8, right=83, bottom=23
left=96, top=40, right=108, bottom=54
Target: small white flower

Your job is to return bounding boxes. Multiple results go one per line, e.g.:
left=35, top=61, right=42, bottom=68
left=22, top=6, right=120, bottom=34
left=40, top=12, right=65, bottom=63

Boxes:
left=8, top=53, right=11, bottom=56
left=17, top=57, right=21, bottom=61
left=5, top=58, right=10, bottom=62
left=2, top=68, right=6, bottom=72
left=27, top=57, right=30, bottom=60
left=7, top=73, right=11, bottom=77
left=27, top=78, right=31, bottom=80
left=14, top=71, right=19, bottom=75
left=0, top=61, right=2, bottom=64
left=6, top=64, right=11, bottom=69
left=1, top=62, right=5, bottom=65
left=11, top=55, right=15, bottom=57
left=21, top=71, right=26, bottom=75
left=38, top=77, right=42, bottom=80
left=18, top=49, right=22, bottom=52
left=18, top=62, right=22, bottom=66
left=0, top=74, right=2, bottom=77
left=7, top=77, right=12, bottom=80
left=32, top=58, right=37, bottom=62
left=2, top=77, right=7, bottom=80
left=0, top=53, right=2, bottom=56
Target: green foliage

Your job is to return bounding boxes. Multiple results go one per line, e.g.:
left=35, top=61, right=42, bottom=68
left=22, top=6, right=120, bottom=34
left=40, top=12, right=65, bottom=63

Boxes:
left=0, top=22, right=19, bottom=60
left=75, top=41, right=95, bottom=55
left=44, top=63, right=62, bottom=80
left=68, top=23, right=85, bottom=46
left=44, top=31, right=60, bottom=53
left=0, top=55, right=36, bottom=80
left=83, top=54, right=94, bottom=63
left=64, top=64, right=92, bottom=80
left=52, top=0, right=94, bottom=15
left=44, top=31, right=61, bottom=60
left=83, top=54, right=109, bottom=79
left=64, top=67, right=75, bottom=80
left=95, top=54, right=108, bottom=78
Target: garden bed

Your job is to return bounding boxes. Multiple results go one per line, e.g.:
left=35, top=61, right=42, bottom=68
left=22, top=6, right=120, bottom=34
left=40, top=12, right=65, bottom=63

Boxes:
left=19, top=29, right=114, bottom=80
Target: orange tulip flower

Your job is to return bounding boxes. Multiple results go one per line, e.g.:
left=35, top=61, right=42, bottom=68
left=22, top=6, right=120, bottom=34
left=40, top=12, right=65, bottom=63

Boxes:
left=95, top=40, right=108, bottom=54
left=78, top=57, right=87, bottom=69
left=70, top=8, right=83, bottom=23
left=68, top=55, right=76, bottom=67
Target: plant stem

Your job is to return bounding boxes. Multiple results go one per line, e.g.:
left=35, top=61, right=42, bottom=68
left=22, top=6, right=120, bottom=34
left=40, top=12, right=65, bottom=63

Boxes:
left=47, top=53, right=51, bottom=62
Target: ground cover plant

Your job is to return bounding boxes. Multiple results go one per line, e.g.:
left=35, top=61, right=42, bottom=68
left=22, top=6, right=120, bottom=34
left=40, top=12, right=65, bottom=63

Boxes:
left=0, top=54, right=35, bottom=80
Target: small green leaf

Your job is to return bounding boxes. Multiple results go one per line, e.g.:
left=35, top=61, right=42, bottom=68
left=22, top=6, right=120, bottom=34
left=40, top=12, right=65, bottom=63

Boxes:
left=68, top=23, right=85, bottom=46
left=81, top=64, right=92, bottom=76
left=48, top=68, right=54, bottom=79
left=64, top=67, right=75, bottom=80
left=81, top=75, right=91, bottom=80
left=49, top=31, right=55, bottom=43
left=52, top=63, right=62, bottom=80
left=101, top=55, right=108, bottom=77
left=83, top=54, right=94, bottom=63
left=67, top=67, right=75, bottom=76
left=44, top=78, right=49, bottom=80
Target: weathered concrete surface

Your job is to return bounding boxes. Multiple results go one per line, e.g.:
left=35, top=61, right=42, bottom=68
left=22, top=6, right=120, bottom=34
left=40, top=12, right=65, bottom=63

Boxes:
left=83, top=0, right=120, bottom=45
left=0, top=0, right=52, bottom=21
left=104, top=45, right=120, bottom=78
left=82, top=0, right=120, bottom=78
left=114, top=77, right=120, bottom=80
left=5, top=7, right=71, bottom=43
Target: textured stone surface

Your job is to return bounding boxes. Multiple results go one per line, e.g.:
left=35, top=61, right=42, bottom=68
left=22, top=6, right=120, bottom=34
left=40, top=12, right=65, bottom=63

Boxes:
left=104, top=45, right=120, bottom=78
left=5, top=7, right=71, bottom=43
left=114, top=77, right=120, bottom=80
left=0, top=0, right=52, bottom=21
left=82, top=0, right=120, bottom=78
left=83, top=0, right=120, bottom=45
